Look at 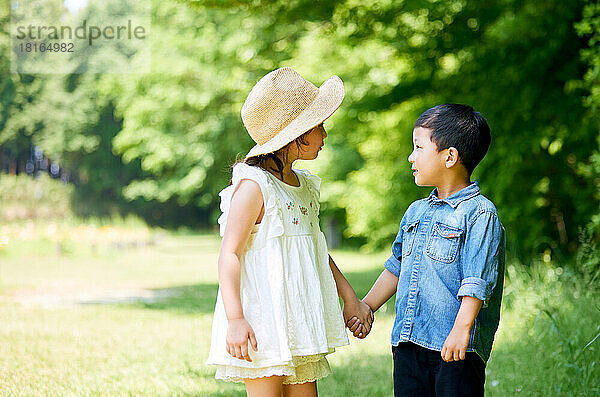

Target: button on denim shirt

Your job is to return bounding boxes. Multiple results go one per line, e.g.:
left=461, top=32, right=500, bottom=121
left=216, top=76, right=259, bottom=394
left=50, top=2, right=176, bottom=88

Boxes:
left=385, top=182, right=505, bottom=363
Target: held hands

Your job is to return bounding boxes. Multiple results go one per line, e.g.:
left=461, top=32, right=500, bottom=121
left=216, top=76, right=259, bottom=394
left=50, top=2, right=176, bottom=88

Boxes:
left=226, top=318, right=258, bottom=362
left=441, top=324, right=471, bottom=362
left=343, top=299, right=374, bottom=339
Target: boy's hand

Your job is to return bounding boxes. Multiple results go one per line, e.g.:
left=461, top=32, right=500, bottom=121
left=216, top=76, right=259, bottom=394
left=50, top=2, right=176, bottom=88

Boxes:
left=441, top=324, right=471, bottom=362
left=343, top=299, right=374, bottom=338
left=441, top=296, right=482, bottom=362
left=226, top=318, right=258, bottom=362
left=344, top=300, right=374, bottom=338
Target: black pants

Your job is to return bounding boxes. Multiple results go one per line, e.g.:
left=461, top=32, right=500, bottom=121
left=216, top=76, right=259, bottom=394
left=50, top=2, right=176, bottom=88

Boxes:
left=392, top=342, right=485, bottom=397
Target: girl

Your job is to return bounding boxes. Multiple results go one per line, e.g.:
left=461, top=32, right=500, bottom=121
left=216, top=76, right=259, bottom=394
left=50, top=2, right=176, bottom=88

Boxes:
left=206, top=67, right=373, bottom=397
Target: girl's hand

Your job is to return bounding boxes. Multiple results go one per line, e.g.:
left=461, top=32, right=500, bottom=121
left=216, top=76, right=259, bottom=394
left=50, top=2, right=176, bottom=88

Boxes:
left=343, top=299, right=374, bottom=338
left=226, top=318, right=258, bottom=362
left=441, top=324, right=471, bottom=362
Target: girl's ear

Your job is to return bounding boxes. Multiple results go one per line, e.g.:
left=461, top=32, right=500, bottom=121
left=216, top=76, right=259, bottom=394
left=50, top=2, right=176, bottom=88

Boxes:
left=445, top=147, right=460, bottom=168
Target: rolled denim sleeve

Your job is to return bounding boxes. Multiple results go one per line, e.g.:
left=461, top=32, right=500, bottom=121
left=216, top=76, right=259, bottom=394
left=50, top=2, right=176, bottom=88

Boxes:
left=457, top=211, right=504, bottom=307
left=384, top=220, right=405, bottom=278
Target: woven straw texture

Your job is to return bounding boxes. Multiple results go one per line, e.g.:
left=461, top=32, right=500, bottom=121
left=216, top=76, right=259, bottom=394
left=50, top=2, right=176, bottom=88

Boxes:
left=242, top=67, right=344, bottom=158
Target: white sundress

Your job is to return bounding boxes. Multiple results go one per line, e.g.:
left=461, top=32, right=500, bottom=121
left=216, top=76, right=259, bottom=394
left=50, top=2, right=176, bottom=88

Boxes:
left=206, top=162, right=349, bottom=384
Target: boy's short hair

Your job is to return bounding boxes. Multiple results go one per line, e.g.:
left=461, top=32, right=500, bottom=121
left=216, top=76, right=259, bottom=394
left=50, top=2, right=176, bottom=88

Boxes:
left=415, top=104, right=490, bottom=174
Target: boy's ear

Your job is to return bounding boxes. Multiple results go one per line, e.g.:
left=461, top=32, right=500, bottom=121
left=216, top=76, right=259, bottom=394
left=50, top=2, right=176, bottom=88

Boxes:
left=445, top=147, right=460, bottom=168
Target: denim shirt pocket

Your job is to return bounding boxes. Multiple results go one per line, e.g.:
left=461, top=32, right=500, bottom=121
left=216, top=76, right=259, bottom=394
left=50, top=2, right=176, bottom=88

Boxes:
left=425, top=222, right=464, bottom=263
left=401, top=220, right=420, bottom=257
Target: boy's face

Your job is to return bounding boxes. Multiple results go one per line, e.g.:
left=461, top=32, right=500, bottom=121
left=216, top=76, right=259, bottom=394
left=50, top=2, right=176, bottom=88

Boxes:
left=408, top=127, right=447, bottom=186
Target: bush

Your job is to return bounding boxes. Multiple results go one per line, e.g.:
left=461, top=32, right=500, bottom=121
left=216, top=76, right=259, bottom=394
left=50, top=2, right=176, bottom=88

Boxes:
left=0, top=174, right=73, bottom=222
left=490, top=261, right=600, bottom=395
left=577, top=224, right=600, bottom=282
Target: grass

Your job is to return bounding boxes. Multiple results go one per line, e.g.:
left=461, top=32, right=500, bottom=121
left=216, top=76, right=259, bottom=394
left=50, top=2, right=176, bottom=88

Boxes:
left=0, top=231, right=598, bottom=396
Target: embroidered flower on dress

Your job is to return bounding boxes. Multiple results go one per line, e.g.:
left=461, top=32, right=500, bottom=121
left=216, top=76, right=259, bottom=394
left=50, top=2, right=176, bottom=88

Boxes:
left=300, top=206, right=308, bottom=216
left=292, top=217, right=299, bottom=225
left=286, top=201, right=294, bottom=210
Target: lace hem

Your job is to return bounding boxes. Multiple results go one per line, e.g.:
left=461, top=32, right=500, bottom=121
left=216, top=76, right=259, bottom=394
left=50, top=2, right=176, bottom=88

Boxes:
left=214, top=353, right=331, bottom=385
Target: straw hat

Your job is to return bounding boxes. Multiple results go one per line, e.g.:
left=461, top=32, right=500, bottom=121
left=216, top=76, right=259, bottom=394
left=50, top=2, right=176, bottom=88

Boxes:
left=242, top=67, right=344, bottom=159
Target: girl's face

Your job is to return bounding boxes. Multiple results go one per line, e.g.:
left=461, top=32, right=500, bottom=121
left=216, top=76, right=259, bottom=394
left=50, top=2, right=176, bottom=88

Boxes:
left=297, top=123, right=327, bottom=160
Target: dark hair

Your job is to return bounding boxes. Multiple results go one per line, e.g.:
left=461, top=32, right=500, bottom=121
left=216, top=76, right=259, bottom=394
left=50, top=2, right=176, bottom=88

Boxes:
left=415, top=104, right=490, bottom=174
left=235, top=129, right=311, bottom=181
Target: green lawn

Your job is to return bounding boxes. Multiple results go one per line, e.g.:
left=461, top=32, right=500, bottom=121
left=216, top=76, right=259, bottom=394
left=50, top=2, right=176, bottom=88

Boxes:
left=0, top=232, right=598, bottom=396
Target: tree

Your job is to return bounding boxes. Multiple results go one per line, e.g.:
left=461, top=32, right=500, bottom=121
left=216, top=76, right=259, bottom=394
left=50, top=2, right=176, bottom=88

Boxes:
left=2, top=0, right=598, bottom=262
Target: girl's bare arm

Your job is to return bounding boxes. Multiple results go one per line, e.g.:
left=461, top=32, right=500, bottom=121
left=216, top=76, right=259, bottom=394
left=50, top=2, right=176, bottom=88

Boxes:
left=218, top=179, right=264, bottom=361
left=329, top=255, right=374, bottom=338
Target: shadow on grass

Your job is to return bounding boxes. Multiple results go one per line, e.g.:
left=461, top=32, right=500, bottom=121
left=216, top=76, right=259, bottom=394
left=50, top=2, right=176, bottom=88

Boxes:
left=124, top=266, right=391, bottom=316
left=133, top=266, right=396, bottom=396
left=320, top=351, right=394, bottom=396
left=178, top=351, right=393, bottom=397
left=176, top=359, right=245, bottom=396
left=120, top=283, right=219, bottom=314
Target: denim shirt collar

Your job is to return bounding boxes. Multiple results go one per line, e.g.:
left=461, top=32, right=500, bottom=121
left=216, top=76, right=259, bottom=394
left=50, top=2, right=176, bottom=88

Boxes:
left=428, top=181, right=480, bottom=208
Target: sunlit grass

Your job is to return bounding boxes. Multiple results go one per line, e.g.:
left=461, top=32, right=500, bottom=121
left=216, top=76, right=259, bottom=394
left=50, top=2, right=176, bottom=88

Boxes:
left=0, top=231, right=598, bottom=396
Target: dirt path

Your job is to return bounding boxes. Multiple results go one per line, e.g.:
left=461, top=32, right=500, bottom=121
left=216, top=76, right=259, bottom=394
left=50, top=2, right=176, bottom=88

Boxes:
left=0, top=286, right=178, bottom=307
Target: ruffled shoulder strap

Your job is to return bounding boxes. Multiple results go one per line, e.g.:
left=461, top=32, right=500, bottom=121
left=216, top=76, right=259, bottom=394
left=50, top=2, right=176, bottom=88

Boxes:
left=217, top=163, right=283, bottom=241
left=217, top=163, right=267, bottom=236
left=295, top=168, right=321, bottom=196
left=231, top=162, right=269, bottom=190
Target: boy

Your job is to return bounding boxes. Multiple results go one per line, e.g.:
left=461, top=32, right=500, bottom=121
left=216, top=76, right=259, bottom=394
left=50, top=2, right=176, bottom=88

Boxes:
left=351, top=104, right=505, bottom=396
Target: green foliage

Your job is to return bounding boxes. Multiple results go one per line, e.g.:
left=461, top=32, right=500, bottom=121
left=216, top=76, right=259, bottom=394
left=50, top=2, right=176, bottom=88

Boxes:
left=238, top=0, right=596, bottom=255
left=1, top=0, right=600, bottom=261
left=108, top=2, right=254, bottom=207
left=0, top=173, right=73, bottom=221
left=576, top=0, right=600, bottom=270
left=576, top=0, right=600, bottom=113
left=492, top=262, right=600, bottom=395
left=0, top=0, right=43, bottom=167
left=576, top=224, right=600, bottom=283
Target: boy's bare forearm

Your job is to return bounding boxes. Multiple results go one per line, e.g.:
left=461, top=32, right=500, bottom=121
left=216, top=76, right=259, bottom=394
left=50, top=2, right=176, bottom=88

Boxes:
left=328, top=255, right=358, bottom=303
left=453, top=296, right=483, bottom=329
left=363, top=269, right=399, bottom=312
left=441, top=296, right=484, bottom=361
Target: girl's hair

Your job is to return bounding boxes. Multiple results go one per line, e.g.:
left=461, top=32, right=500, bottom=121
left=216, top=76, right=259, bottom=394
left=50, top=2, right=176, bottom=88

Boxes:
left=234, top=128, right=312, bottom=181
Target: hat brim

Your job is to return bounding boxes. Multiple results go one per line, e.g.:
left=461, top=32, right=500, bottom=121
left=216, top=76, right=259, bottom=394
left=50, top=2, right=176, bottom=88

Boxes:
left=244, top=75, right=345, bottom=159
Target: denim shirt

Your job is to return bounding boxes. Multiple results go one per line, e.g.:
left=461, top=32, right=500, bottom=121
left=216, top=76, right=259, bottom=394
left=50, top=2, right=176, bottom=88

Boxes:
left=385, top=182, right=505, bottom=363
